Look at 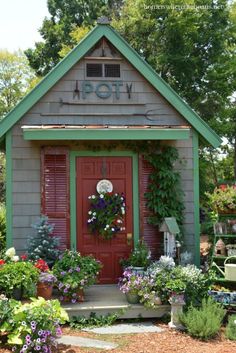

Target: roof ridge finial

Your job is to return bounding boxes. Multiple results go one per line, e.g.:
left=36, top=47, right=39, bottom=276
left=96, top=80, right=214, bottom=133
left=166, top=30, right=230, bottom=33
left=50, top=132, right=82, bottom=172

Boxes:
left=97, top=16, right=110, bottom=25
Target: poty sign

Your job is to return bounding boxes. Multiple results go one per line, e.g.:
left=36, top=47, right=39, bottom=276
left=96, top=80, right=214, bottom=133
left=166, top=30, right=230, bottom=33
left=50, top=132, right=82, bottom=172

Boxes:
left=81, top=81, right=124, bottom=99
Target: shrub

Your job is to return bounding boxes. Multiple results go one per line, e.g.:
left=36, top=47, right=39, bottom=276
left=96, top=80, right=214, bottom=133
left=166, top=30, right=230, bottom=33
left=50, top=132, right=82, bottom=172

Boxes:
left=0, top=297, right=68, bottom=353
left=0, top=261, right=39, bottom=299
left=26, top=216, right=61, bottom=267
left=180, top=297, right=226, bottom=340
left=225, top=314, right=236, bottom=340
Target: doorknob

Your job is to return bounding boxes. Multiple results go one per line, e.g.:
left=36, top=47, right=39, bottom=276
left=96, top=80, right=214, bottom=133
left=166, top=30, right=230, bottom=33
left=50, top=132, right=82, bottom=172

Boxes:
left=127, top=233, right=133, bottom=245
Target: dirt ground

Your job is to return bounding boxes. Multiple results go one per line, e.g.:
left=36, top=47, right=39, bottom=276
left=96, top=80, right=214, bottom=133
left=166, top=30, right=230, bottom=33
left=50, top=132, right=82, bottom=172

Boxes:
left=1, top=323, right=236, bottom=353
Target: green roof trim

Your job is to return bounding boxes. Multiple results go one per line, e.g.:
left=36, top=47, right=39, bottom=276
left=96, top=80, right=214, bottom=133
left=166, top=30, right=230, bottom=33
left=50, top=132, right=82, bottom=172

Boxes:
left=0, top=24, right=221, bottom=148
left=22, top=127, right=190, bottom=141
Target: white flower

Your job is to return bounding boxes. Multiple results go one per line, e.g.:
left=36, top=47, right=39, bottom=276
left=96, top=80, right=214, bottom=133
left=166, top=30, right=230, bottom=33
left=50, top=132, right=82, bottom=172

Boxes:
left=158, top=256, right=175, bottom=270
left=88, top=211, right=92, bottom=215
left=121, top=207, right=125, bottom=215
left=234, top=320, right=236, bottom=325
left=5, top=247, right=16, bottom=258
left=88, top=219, right=91, bottom=223
left=106, top=224, right=110, bottom=228
left=91, top=195, right=96, bottom=199
left=120, top=197, right=124, bottom=200
left=12, top=256, right=19, bottom=262
left=93, top=212, right=96, bottom=216
left=117, top=219, right=122, bottom=223
left=111, top=228, right=115, bottom=231
left=100, top=194, right=104, bottom=199
left=88, top=196, right=91, bottom=199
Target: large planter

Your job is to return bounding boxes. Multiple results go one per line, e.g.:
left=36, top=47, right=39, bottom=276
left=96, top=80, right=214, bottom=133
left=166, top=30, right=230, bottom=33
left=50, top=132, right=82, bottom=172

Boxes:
left=37, top=282, right=53, bottom=300
left=131, top=267, right=145, bottom=275
left=125, top=292, right=140, bottom=304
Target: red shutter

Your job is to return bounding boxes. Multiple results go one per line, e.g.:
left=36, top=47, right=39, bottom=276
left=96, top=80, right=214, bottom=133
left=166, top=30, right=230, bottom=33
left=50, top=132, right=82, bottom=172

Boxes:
left=41, top=147, right=70, bottom=249
left=139, top=155, right=162, bottom=260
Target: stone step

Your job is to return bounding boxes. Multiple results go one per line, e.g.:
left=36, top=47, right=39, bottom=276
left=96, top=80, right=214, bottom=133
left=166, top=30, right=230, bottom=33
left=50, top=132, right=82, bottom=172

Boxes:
left=61, top=284, right=170, bottom=319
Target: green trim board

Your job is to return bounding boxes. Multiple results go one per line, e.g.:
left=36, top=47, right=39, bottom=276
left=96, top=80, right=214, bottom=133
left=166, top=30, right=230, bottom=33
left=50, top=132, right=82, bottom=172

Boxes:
left=193, top=130, right=200, bottom=267
left=6, top=130, right=13, bottom=248
left=69, top=150, right=139, bottom=250
left=23, top=128, right=190, bottom=141
left=0, top=23, right=221, bottom=148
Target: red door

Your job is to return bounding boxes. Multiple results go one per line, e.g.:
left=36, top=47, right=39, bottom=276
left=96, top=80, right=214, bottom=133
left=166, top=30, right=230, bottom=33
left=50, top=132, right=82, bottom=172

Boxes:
left=76, top=156, right=133, bottom=283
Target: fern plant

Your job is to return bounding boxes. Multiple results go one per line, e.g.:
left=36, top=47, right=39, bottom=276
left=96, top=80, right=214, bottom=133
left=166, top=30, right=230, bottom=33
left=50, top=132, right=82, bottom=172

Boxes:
left=180, top=297, right=226, bottom=340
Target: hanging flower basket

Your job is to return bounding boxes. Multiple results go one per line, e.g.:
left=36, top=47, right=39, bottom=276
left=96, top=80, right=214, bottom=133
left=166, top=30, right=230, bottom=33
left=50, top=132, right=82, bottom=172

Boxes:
left=87, top=192, right=126, bottom=240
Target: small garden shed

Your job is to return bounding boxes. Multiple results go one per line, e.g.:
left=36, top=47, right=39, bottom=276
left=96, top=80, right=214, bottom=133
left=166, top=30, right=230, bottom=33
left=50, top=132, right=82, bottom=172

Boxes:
left=0, top=18, right=221, bottom=282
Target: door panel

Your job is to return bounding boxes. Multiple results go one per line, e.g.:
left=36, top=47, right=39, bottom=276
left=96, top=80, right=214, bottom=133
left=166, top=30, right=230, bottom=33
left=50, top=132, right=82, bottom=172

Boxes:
left=76, top=156, right=133, bottom=283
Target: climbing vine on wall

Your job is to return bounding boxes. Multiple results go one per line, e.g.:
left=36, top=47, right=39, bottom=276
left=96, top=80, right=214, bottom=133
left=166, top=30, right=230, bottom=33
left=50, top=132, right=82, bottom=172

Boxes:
left=144, top=145, right=185, bottom=228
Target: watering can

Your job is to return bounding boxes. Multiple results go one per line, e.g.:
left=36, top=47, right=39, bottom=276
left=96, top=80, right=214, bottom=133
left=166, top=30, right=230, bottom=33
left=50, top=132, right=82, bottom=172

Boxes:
left=213, top=256, right=236, bottom=281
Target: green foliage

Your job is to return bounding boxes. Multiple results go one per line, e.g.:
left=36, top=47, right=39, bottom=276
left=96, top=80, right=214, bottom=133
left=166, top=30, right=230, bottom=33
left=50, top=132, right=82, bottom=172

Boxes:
left=53, top=250, right=102, bottom=302
left=180, top=297, right=226, bottom=340
left=70, top=311, right=122, bottom=329
left=0, top=204, right=6, bottom=252
left=144, top=146, right=184, bottom=228
left=120, top=240, right=151, bottom=268
left=26, top=216, right=61, bottom=267
left=0, top=296, right=20, bottom=332
left=0, top=297, right=68, bottom=352
left=25, top=0, right=124, bottom=75
left=206, top=186, right=236, bottom=213
left=0, top=262, right=39, bottom=299
left=0, top=50, right=37, bottom=119
left=225, top=314, right=236, bottom=340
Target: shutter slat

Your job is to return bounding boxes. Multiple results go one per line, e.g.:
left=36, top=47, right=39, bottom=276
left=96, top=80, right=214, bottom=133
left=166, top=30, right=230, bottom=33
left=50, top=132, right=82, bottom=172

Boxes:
left=41, top=147, right=70, bottom=249
left=139, top=155, right=162, bottom=260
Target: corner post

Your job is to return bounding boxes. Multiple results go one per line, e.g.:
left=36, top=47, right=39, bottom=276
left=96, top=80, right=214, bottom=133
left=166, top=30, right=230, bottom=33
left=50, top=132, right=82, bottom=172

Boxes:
left=6, top=130, right=13, bottom=248
left=193, top=130, right=200, bottom=267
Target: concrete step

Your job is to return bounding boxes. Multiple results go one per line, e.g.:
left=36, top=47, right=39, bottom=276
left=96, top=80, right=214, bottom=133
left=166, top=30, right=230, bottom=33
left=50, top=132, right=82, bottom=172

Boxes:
left=61, top=284, right=170, bottom=319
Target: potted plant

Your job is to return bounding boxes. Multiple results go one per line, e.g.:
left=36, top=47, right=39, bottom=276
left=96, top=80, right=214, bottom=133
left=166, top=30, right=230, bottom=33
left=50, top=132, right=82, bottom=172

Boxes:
left=118, top=267, right=143, bottom=304
left=0, top=261, right=39, bottom=299
left=120, top=240, right=151, bottom=273
left=37, top=272, right=57, bottom=300
left=206, top=186, right=236, bottom=214
left=53, top=250, right=102, bottom=303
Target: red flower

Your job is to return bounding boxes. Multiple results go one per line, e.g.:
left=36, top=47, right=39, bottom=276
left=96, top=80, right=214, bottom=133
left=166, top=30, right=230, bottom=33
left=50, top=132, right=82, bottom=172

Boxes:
left=0, top=259, right=5, bottom=266
left=21, top=254, right=28, bottom=261
left=34, top=259, right=49, bottom=272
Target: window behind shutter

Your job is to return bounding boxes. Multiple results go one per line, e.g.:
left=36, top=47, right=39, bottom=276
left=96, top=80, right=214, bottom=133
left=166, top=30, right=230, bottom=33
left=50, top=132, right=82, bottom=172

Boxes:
left=41, top=147, right=70, bottom=249
left=139, top=155, right=162, bottom=259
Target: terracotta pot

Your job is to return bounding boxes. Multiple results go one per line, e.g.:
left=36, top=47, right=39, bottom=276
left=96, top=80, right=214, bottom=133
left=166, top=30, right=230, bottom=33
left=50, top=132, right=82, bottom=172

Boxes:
left=37, top=282, right=53, bottom=300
